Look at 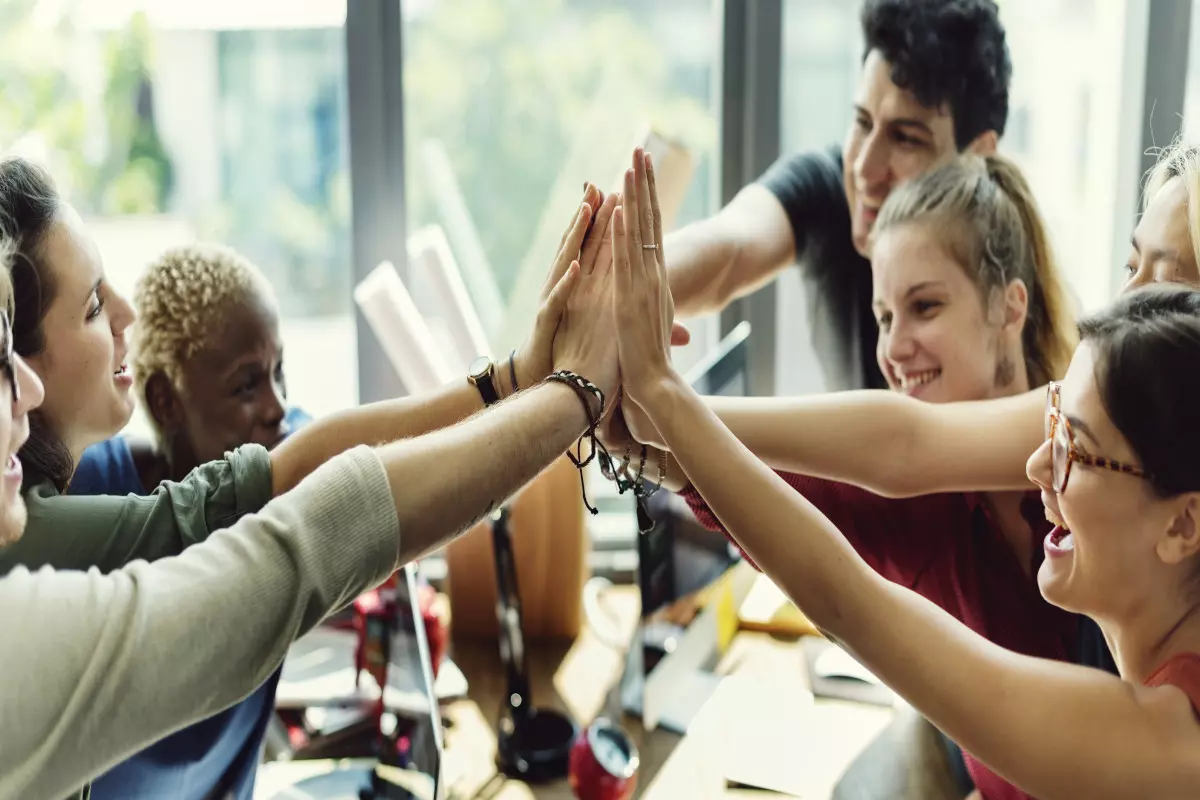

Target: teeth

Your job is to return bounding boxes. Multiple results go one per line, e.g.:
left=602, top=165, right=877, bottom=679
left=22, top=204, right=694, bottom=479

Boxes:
left=898, top=369, right=940, bottom=390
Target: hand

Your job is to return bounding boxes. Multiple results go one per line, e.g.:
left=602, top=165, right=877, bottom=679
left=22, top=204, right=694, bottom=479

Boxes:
left=621, top=398, right=666, bottom=450
left=613, top=147, right=682, bottom=409
left=550, top=197, right=621, bottom=407
left=510, top=184, right=612, bottom=394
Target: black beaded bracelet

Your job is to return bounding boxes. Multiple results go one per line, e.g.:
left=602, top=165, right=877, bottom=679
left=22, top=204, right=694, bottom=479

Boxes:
left=544, top=370, right=607, bottom=514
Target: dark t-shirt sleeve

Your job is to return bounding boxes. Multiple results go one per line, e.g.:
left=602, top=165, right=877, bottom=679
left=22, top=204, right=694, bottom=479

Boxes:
left=677, top=473, right=947, bottom=586
left=758, top=144, right=854, bottom=280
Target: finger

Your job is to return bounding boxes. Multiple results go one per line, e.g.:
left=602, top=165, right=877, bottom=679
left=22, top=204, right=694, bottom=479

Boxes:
left=541, top=260, right=580, bottom=325
left=542, top=202, right=592, bottom=299
left=612, top=205, right=631, bottom=308
left=557, top=184, right=597, bottom=253
left=580, top=192, right=618, bottom=275
left=645, top=152, right=666, bottom=270
left=634, top=148, right=656, bottom=273
left=622, top=166, right=644, bottom=275
left=669, top=321, right=691, bottom=347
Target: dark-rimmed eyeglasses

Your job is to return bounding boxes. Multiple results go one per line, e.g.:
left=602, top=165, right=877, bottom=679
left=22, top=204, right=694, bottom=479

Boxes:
left=1044, top=381, right=1142, bottom=493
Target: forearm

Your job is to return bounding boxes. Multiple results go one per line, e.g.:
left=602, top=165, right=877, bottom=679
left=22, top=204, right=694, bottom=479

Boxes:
left=645, top=378, right=877, bottom=629
left=376, top=381, right=591, bottom=562
left=643, top=380, right=1178, bottom=799
left=270, top=378, right=487, bottom=496
left=665, top=222, right=742, bottom=317
left=706, top=389, right=1040, bottom=497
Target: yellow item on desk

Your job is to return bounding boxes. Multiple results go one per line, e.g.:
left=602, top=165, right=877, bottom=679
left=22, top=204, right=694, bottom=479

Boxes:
left=737, top=572, right=821, bottom=638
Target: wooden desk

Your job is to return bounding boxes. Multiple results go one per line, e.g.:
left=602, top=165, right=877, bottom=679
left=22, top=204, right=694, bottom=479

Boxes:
left=438, top=587, right=894, bottom=799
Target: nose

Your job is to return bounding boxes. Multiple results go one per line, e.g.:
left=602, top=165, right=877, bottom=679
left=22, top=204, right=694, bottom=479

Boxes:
left=261, top=381, right=287, bottom=433
left=110, top=288, right=136, bottom=335
left=884, top=319, right=916, bottom=366
left=1026, top=436, right=1053, bottom=490
left=13, top=354, right=44, bottom=415
left=854, top=130, right=890, bottom=191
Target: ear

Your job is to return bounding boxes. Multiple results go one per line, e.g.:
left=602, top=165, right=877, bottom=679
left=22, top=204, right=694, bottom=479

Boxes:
left=995, top=278, right=1029, bottom=334
left=965, top=130, right=999, bottom=156
left=143, top=371, right=184, bottom=434
left=1157, top=494, right=1200, bottom=566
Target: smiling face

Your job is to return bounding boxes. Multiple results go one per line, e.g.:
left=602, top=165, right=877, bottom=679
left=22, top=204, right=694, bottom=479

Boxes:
left=1122, top=176, right=1200, bottom=291
left=843, top=50, right=961, bottom=257
left=871, top=220, right=1027, bottom=403
left=1027, top=343, right=1194, bottom=619
left=21, top=206, right=136, bottom=458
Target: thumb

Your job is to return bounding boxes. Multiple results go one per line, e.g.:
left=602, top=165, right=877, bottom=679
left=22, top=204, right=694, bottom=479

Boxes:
left=539, top=260, right=579, bottom=330
left=670, top=321, right=691, bottom=347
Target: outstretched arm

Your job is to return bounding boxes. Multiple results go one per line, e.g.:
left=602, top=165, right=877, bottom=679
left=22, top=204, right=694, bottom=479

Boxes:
left=613, top=147, right=1200, bottom=800
left=666, top=184, right=794, bottom=317
left=610, top=386, right=1043, bottom=498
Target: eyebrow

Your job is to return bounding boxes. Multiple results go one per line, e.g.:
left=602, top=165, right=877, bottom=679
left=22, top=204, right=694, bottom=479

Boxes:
left=1130, top=234, right=1180, bottom=264
left=853, top=105, right=936, bottom=137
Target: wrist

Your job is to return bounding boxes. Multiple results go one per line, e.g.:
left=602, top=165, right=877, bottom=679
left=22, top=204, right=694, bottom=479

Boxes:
left=508, top=352, right=539, bottom=399
left=632, top=373, right=687, bottom=422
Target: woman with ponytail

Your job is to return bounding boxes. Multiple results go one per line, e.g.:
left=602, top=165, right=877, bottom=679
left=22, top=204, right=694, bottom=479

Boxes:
left=606, top=153, right=1094, bottom=799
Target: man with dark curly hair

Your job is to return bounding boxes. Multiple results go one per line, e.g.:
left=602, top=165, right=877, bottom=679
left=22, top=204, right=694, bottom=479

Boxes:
left=667, top=0, right=1011, bottom=395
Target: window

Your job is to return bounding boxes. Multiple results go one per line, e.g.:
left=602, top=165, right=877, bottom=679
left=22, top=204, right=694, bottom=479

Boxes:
left=2, top=0, right=353, bottom=436
left=400, top=0, right=721, bottom=571
left=999, top=0, right=1131, bottom=312
left=400, top=0, right=718, bottom=368
left=775, top=0, right=861, bottom=396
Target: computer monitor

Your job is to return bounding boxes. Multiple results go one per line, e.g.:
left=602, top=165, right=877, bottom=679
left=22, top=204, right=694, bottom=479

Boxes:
left=620, top=322, right=751, bottom=731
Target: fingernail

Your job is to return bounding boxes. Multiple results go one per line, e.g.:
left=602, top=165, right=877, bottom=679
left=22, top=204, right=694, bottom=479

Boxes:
left=583, top=181, right=590, bottom=193
left=646, top=153, right=654, bottom=172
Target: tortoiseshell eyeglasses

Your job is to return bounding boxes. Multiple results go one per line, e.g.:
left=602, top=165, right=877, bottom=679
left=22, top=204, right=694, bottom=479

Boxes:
left=1044, top=381, right=1143, bottom=493
left=0, top=310, right=16, bottom=404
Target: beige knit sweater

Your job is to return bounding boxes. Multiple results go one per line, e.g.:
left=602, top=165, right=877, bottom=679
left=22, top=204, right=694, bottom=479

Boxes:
left=0, top=445, right=400, bottom=799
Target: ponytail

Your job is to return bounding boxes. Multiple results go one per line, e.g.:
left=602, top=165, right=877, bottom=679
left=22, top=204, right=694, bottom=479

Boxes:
left=984, top=156, right=1077, bottom=385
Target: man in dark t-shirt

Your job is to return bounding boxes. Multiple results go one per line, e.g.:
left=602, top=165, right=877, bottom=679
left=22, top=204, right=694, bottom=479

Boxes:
left=666, top=0, right=1011, bottom=393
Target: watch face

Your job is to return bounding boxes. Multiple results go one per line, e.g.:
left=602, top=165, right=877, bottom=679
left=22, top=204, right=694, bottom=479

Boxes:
left=587, top=720, right=638, bottom=778
left=469, top=356, right=492, bottom=380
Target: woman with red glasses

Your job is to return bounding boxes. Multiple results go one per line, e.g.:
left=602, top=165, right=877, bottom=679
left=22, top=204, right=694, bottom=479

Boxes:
left=611, top=154, right=1200, bottom=797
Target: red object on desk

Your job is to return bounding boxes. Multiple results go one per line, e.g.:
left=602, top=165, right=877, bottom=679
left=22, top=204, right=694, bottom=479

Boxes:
left=568, top=718, right=639, bottom=800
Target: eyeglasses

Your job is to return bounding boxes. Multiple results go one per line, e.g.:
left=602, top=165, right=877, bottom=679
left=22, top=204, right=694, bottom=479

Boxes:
left=1044, top=381, right=1142, bottom=493
left=0, top=311, right=16, bottom=405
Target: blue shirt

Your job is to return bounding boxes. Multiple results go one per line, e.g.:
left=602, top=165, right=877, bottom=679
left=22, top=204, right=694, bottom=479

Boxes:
left=70, top=407, right=312, bottom=800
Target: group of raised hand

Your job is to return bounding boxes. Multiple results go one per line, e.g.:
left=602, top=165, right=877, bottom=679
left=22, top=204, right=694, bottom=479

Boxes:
left=515, top=147, right=685, bottom=439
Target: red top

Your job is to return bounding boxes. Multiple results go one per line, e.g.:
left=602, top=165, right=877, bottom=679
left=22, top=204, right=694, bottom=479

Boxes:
left=1146, top=652, right=1200, bottom=714
left=679, top=473, right=1082, bottom=800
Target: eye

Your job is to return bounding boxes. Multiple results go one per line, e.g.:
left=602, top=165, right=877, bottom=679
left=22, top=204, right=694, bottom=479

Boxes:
left=85, top=289, right=105, bottom=321
left=1122, top=260, right=1138, bottom=281
left=855, top=113, right=871, bottom=133
left=233, top=373, right=262, bottom=398
left=913, top=299, right=941, bottom=315
left=875, top=310, right=893, bottom=331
